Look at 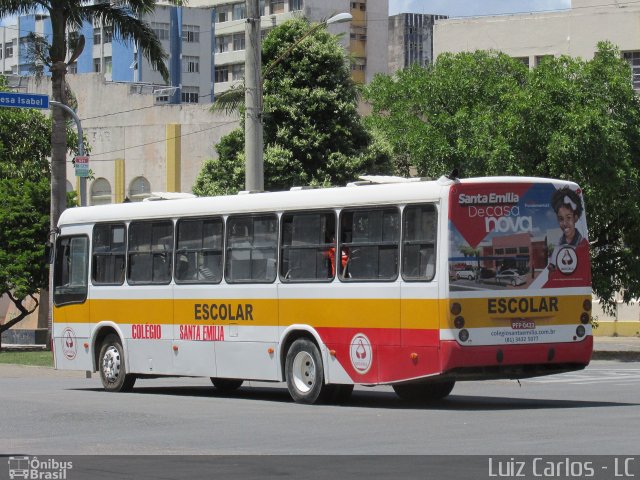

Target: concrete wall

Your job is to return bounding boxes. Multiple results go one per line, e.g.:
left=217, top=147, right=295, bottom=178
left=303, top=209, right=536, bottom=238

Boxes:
left=27, top=73, right=239, bottom=201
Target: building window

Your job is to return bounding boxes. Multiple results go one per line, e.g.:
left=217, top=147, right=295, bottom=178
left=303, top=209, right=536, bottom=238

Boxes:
left=104, top=26, right=113, bottom=43
left=233, top=2, right=246, bottom=20
left=216, top=35, right=230, bottom=53
left=104, top=56, right=112, bottom=75
left=269, top=0, right=285, bottom=14
left=0, top=47, right=2, bottom=60
left=351, top=58, right=366, bottom=71
left=93, top=28, right=101, bottom=44
left=90, top=178, right=112, bottom=205
left=217, top=5, right=232, bottom=22
left=623, top=51, right=640, bottom=90
left=181, top=86, right=199, bottom=103
left=129, top=176, right=151, bottom=202
left=513, top=56, right=530, bottom=68
left=93, top=58, right=101, bottom=73
left=5, top=43, right=13, bottom=58
left=534, top=55, right=552, bottom=66
left=289, top=0, right=303, bottom=11
left=152, top=22, right=170, bottom=40
left=351, top=2, right=365, bottom=11
left=233, top=33, right=245, bottom=51
left=182, top=55, right=200, bottom=73
left=231, top=63, right=244, bottom=80
left=215, top=65, right=229, bottom=83
left=182, top=24, right=200, bottom=43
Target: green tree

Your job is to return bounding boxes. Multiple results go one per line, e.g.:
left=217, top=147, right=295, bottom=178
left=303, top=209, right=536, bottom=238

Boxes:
left=193, top=18, right=392, bottom=195
left=0, top=77, right=79, bottom=348
left=363, top=42, right=640, bottom=310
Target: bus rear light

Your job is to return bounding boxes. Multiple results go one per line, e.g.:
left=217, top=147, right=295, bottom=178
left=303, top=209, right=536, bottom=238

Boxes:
left=454, top=316, right=465, bottom=329
left=458, top=329, right=469, bottom=342
left=410, top=352, right=419, bottom=360
left=583, top=299, right=592, bottom=311
left=450, top=303, right=462, bottom=315
left=576, top=325, right=586, bottom=338
left=580, top=312, right=590, bottom=324
left=268, top=347, right=275, bottom=354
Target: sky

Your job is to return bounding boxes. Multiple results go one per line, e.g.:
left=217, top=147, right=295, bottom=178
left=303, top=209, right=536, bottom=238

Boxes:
left=388, top=0, right=572, bottom=17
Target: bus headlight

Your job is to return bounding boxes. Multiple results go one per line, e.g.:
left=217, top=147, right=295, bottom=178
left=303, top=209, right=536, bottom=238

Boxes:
left=583, top=299, right=592, bottom=311
left=580, top=312, right=590, bottom=325
left=450, top=302, right=462, bottom=315
left=454, top=316, right=465, bottom=329
left=458, top=329, right=469, bottom=342
left=576, top=325, right=586, bottom=338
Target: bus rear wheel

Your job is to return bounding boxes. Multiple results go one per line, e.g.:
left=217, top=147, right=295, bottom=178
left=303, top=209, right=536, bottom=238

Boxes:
left=98, top=334, right=136, bottom=392
left=393, top=380, right=455, bottom=403
left=210, top=378, right=243, bottom=393
left=285, top=338, right=330, bottom=404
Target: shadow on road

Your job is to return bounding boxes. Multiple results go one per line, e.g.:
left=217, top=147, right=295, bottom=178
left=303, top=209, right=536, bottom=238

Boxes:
left=71, top=385, right=638, bottom=410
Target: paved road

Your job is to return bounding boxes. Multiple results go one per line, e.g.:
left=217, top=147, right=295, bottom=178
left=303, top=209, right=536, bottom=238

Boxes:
left=1, top=361, right=638, bottom=456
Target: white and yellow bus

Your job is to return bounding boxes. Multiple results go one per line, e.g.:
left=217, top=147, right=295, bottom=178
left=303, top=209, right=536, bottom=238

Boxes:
left=52, top=176, right=593, bottom=404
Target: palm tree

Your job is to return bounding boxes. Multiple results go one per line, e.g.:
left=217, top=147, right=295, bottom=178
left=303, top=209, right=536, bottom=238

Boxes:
left=0, top=0, right=171, bottom=236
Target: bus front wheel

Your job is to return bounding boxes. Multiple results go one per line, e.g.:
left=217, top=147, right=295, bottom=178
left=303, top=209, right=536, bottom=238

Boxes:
left=210, top=378, right=243, bottom=393
left=285, top=338, right=329, bottom=404
left=393, top=380, right=455, bottom=402
left=98, top=334, right=136, bottom=392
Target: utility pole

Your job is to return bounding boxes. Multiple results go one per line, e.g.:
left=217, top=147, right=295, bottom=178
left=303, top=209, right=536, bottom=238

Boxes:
left=245, top=0, right=263, bottom=192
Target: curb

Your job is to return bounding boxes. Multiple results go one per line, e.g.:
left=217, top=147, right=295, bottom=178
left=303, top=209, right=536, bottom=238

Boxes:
left=591, top=350, right=640, bottom=362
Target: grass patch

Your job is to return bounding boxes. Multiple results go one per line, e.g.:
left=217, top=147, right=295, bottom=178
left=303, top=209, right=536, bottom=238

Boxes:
left=0, top=350, right=53, bottom=367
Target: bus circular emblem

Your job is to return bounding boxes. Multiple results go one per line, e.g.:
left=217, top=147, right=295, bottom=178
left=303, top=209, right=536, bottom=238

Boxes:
left=556, top=246, right=578, bottom=275
left=62, top=327, right=77, bottom=360
left=350, top=333, right=372, bottom=374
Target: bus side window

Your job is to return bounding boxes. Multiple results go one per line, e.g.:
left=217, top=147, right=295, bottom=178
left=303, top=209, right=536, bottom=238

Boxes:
left=226, top=214, right=277, bottom=283
left=128, top=220, right=174, bottom=285
left=339, top=207, right=400, bottom=281
left=402, top=204, right=437, bottom=281
left=92, top=223, right=126, bottom=285
left=53, top=235, right=89, bottom=306
left=175, top=217, right=223, bottom=284
left=280, top=211, right=336, bottom=282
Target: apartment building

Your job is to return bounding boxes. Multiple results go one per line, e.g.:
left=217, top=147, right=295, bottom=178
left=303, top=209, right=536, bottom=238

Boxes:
left=388, top=13, right=447, bottom=74
left=189, top=0, right=388, bottom=90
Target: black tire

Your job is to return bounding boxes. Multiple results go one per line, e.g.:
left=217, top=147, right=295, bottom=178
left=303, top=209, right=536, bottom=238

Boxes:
left=98, top=334, right=136, bottom=392
left=210, top=378, right=244, bottom=393
left=285, top=338, right=330, bottom=404
left=393, top=380, right=455, bottom=403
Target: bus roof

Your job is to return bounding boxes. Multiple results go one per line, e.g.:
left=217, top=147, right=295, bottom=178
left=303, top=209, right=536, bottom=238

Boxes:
left=57, top=176, right=576, bottom=227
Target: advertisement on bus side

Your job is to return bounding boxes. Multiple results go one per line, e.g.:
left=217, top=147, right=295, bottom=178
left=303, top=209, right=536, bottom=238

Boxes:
left=448, top=182, right=591, bottom=292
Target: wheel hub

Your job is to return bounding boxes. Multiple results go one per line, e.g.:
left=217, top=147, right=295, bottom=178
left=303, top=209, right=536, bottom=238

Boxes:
left=102, top=346, right=121, bottom=383
left=291, top=351, right=316, bottom=393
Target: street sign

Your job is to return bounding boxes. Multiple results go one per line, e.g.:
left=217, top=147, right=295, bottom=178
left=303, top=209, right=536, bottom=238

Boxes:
left=0, top=91, right=49, bottom=109
left=74, top=155, right=90, bottom=178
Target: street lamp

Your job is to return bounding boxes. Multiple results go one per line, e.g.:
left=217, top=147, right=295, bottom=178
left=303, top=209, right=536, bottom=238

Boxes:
left=244, top=5, right=352, bottom=192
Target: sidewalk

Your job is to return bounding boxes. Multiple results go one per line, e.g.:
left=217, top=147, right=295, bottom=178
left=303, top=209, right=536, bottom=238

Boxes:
left=2, top=337, right=640, bottom=360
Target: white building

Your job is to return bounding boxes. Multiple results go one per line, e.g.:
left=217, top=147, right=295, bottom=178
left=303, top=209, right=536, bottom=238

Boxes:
left=433, top=0, right=640, bottom=88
